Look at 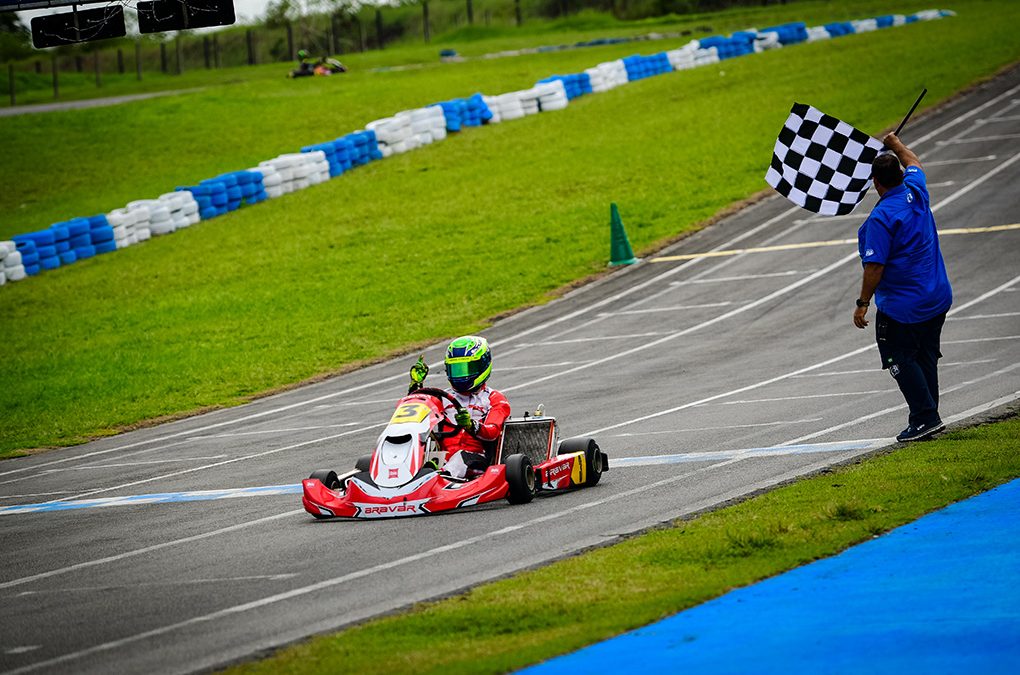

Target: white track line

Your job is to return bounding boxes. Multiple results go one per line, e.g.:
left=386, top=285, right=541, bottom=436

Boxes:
left=4, top=85, right=1016, bottom=483
left=584, top=273, right=1020, bottom=436
left=936, top=133, right=1020, bottom=145
left=780, top=361, right=1020, bottom=445
left=701, top=390, right=888, bottom=406
left=3, top=457, right=748, bottom=675
left=0, top=509, right=305, bottom=591
left=948, top=312, right=1020, bottom=321
left=924, top=155, right=997, bottom=166
left=613, top=419, right=822, bottom=436
left=789, top=359, right=997, bottom=378
left=944, top=335, right=1020, bottom=345
left=506, top=252, right=859, bottom=395
left=0, top=205, right=804, bottom=479
left=46, top=429, right=374, bottom=504
left=908, top=83, right=1020, bottom=147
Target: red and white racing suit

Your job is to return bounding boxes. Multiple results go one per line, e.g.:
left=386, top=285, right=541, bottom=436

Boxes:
left=439, top=385, right=510, bottom=479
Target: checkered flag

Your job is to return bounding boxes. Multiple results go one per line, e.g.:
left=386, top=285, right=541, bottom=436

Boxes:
left=765, top=103, right=885, bottom=216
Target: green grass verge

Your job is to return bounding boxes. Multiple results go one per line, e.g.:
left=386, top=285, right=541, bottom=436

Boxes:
left=2, top=0, right=1020, bottom=458
left=224, top=414, right=1020, bottom=675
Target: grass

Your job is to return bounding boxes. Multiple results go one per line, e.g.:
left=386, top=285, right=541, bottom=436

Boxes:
left=2, top=0, right=1020, bottom=458
left=0, top=1, right=950, bottom=107
left=223, top=414, right=1020, bottom=674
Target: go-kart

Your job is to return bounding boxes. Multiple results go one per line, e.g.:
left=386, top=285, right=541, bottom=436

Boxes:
left=302, top=387, right=607, bottom=519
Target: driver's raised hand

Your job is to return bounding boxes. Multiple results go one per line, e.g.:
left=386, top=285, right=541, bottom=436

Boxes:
left=410, top=354, right=429, bottom=384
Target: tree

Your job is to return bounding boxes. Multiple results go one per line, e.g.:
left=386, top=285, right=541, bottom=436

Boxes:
left=1, top=12, right=33, bottom=61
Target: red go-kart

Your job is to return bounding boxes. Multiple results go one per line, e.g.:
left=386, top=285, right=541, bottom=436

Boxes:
left=302, top=387, right=607, bottom=519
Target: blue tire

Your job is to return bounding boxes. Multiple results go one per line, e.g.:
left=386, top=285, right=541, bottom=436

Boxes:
left=70, top=234, right=91, bottom=248
left=67, top=219, right=91, bottom=237
left=21, top=251, right=39, bottom=265
left=90, top=226, right=115, bottom=244
left=39, top=256, right=61, bottom=271
left=199, top=207, right=218, bottom=220
left=59, top=250, right=78, bottom=265
left=56, top=240, right=71, bottom=253
left=25, top=263, right=41, bottom=276
left=36, top=245, right=58, bottom=258
left=94, top=240, right=118, bottom=254
left=75, top=245, right=96, bottom=259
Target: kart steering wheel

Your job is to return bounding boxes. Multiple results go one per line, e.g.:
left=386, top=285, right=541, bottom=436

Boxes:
left=411, top=387, right=468, bottom=439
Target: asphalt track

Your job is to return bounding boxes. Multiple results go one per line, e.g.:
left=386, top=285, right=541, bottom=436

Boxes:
left=2, top=66, right=1020, bottom=674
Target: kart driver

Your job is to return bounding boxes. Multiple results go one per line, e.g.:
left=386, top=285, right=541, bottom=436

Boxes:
left=408, top=336, right=510, bottom=479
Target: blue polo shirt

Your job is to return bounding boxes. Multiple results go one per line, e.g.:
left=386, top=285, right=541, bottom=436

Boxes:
left=858, top=166, right=952, bottom=323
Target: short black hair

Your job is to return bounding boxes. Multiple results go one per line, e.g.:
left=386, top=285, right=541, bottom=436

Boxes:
left=872, top=153, right=903, bottom=188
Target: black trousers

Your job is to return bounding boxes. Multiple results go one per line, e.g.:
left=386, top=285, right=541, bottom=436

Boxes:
left=876, top=310, right=946, bottom=427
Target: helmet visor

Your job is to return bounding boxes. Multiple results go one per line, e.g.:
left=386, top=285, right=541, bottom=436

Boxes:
left=446, top=359, right=484, bottom=379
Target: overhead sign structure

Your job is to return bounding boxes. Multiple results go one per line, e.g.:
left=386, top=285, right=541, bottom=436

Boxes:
left=30, top=5, right=126, bottom=48
left=136, top=0, right=235, bottom=33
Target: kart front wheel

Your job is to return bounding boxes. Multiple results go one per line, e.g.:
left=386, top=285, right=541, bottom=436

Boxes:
left=309, top=469, right=342, bottom=490
left=504, top=453, right=536, bottom=505
left=355, top=454, right=372, bottom=472
left=559, top=437, right=605, bottom=487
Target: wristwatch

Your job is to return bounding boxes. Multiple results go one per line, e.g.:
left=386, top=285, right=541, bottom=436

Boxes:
left=856, top=298, right=870, bottom=308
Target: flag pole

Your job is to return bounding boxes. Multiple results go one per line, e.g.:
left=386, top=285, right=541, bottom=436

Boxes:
left=894, top=88, right=927, bottom=136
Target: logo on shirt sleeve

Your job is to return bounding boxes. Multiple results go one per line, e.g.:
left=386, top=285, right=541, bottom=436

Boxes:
left=865, top=248, right=875, bottom=257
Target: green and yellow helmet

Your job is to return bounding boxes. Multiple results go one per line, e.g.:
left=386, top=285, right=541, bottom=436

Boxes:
left=444, top=336, right=492, bottom=394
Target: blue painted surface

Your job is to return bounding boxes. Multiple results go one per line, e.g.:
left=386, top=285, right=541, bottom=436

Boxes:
left=0, top=484, right=302, bottom=516
left=521, top=478, right=1020, bottom=674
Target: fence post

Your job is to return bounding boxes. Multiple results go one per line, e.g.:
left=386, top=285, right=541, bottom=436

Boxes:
left=203, top=37, right=211, bottom=68
left=286, top=22, right=294, bottom=60
left=34, top=60, right=41, bottom=74
left=75, top=55, right=83, bottom=72
left=357, top=17, right=366, bottom=52
left=422, top=1, right=430, bottom=43
left=246, top=30, right=255, bottom=65
left=8, top=62, right=14, bottom=106
left=52, top=55, right=58, bottom=99
left=160, top=42, right=167, bottom=73
left=515, top=0, right=522, bottom=27
left=375, top=8, right=384, bottom=49
left=135, top=41, right=143, bottom=80
left=175, top=36, right=182, bottom=74
left=94, top=51, right=101, bottom=87
left=466, top=0, right=473, bottom=25
left=331, top=13, right=341, bottom=53
left=213, top=34, right=221, bottom=67
left=117, top=48, right=124, bottom=74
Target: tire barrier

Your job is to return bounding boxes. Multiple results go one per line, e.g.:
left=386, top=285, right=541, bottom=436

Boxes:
left=2, top=8, right=952, bottom=290
left=366, top=106, right=448, bottom=158
left=537, top=74, right=593, bottom=101
left=1, top=240, right=25, bottom=283
left=585, top=59, right=629, bottom=92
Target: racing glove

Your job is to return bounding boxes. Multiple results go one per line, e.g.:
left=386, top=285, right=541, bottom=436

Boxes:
left=409, top=355, right=429, bottom=386
left=455, top=408, right=475, bottom=433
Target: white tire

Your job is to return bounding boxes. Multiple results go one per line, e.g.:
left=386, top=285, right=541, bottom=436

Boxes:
left=136, top=228, right=152, bottom=241
left=148, top=207, right=171, bottom=223
left=6, top=264, right=26, bottom=281
left=4, top=250, right=22, bottom=267
left=116, top=237, right=130, bottom=250
left=112, top=226, right=128, bottom=239
left=128, top=233, right=139, bottom=245
left=187, top=213, right=200, bottom=226
left=0, top=270, right=6, bottom=285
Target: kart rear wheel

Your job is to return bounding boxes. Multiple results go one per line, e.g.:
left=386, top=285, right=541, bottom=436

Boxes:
left=559, top=437, right=605, bottom=487
left=355, top=454, right=372, bottom=472
left=504, top=453, right=536, bottom=505
left=309, top=469, right=342, bottom=490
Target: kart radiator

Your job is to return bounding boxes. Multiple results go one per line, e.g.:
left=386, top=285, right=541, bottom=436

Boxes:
left=499, top=418, right=555, bottom=465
